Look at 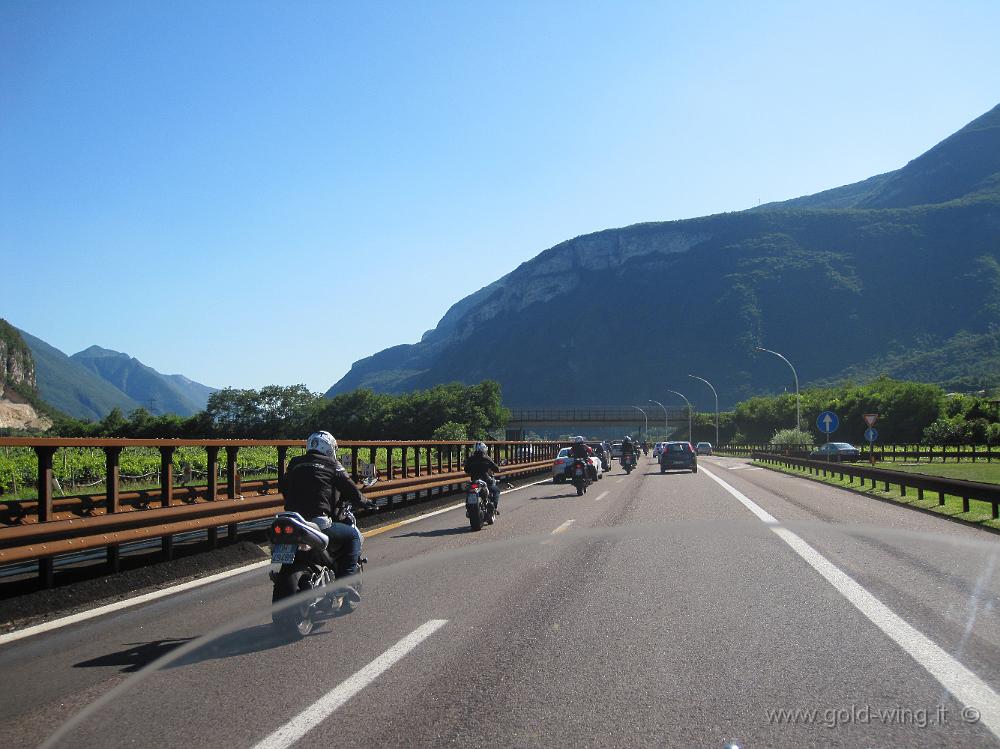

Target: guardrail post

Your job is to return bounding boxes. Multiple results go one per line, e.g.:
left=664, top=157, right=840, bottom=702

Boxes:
left=277, top=446, right=288, bottom=484
left=350, top=447, right=360, bottom=483
left=402, top=447, right=409, bottom=479
left=226, top=447, right=240, bottom=498
left=226, top=446, right=240, bottom=543
left=105, top=446, right=122, bottom=571
left=368, top=447, right=377, bottom=479
left=159, top=446, right=176, bottom=559
left=35, top=446, right=57, bottom=587
left=426, top=446, right=433, bottom=475
left=436, top=445, right=442, bottom=474
left=206, top=446, right=220, bottom=548
left=386, top=448, right=394, bottom=481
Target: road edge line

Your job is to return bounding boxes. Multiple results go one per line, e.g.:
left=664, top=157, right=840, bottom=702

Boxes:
left=701, top=466, right=1000, bottom=741
left=0, top=560, right=272, bottom=647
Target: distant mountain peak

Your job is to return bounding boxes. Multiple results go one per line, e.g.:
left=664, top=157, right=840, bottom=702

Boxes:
left=74, top=344, right=128, bottom=359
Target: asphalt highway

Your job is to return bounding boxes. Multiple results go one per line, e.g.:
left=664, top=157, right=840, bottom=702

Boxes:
left=2, top=456, right=999, bottom=748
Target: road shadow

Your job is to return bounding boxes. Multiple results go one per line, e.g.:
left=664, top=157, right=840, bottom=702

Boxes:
left=645, top=470, right=696, bottom=475
left=169, top=622, right=338, bottom=667
left=393, top=527, right=469, bottom=538
left=74, top=638, right=195, bottom=673
left=531, top=490, right=589, bottom=500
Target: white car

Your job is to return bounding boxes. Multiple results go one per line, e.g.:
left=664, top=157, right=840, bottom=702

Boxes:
left=552, top=447, right=603, bottom=482
left=652, top=442, right=665, bottom=459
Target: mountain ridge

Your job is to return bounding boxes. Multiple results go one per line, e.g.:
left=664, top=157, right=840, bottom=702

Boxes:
left=328, top=103, right=1000, bottom=407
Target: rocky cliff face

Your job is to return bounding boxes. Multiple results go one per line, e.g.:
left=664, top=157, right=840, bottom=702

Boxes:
left=0, top=319, right=50, bottom=431
left=0, top=319, right=36, bottom=390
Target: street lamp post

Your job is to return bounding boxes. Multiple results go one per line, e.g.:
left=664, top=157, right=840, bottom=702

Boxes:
left=648, top=399, right=668, bottom=441
left=665, top=390, right=692, bottom=442
left=755, top=346, right=801, bottom=431
left=631, top=406, right=648, bottom=443
left=688, top=375, right=719, bottom=447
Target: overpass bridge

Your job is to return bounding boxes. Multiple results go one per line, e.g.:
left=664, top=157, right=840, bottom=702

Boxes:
left=506, top=406, right=687, bottom=440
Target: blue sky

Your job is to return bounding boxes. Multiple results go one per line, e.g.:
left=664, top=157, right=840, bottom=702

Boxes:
left=2, top=1, right=998, bottom=392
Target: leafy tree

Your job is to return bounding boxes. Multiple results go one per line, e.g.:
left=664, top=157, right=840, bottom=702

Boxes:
left=770, top=428, right=814, bottom=447
left=432, top=421, right=468, bottom=440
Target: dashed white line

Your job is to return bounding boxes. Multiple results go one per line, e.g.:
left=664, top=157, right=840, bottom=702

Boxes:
left=593, top=491, right=609, bottom=502
left=701, top=466, right=1000, bottom=741
left=551, top=519, right=576, bottom=535
left=251, top=619, right=449, bottom=749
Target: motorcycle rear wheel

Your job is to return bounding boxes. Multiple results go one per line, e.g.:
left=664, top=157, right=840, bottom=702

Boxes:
left=469, top=503, right=483, bottom=531
left=271, top=568, right=315, bottom=638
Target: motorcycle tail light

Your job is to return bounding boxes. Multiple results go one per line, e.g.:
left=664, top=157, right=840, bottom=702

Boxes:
left=283, top=525, right=294, bottom=534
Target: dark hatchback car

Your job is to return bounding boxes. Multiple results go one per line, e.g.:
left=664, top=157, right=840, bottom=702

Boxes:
left=809, top=442, right=862, bottom=461
left=659, top=441, right=697, bottom=473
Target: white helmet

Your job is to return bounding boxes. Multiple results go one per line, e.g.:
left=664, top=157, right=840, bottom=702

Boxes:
left=474, top=442, right=488, bottom=453
left=574, top=435, right=585, bottom=444
left=306, top=431, right=337, bottom=457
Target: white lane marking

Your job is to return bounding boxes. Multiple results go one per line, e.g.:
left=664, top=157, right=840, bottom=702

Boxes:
left=551, top=519, right=575, bottom=535
left=252, top=619, right=448, bottom=749
left=0, top=560, right=272, bottom=647
left=593, top=491, right=609, bottom=502
left=0, top=477, right=554, bottom=646
left=701, top=467, right=1000, bottom=740
left=616, top=478, right=625, bottom=484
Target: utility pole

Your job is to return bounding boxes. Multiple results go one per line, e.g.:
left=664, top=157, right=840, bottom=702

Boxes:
left=755, top=346, right=800, bottom=431
left=649, top=399, right=668, bottom=441
left=666, top=390, right=693, bottom=442
left=688, top=375, right=719, bottom=446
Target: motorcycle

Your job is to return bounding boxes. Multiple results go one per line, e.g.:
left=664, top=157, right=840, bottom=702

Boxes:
left=467, top=477, right=513, bottom=530
left=569, top=457, right=591, bottom=496
left=267, top=477, right=376, bottom=638
left=621, top=452, right=636, bottom=474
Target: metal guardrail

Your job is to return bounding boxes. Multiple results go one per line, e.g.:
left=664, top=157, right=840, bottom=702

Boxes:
left=0, top=438, right=561, bottom=586
left=719, top=444, right=999, bottom=462
left=752, top=452, right=1000, bottom=519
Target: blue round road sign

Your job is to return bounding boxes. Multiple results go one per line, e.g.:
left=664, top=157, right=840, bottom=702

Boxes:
left=864, top=427, right=878, bottom=442
left=817, top=411, right=839, bottom=434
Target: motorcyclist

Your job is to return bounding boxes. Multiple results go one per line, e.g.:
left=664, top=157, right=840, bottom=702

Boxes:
left=465, top=442, right=503, bottom=515
left=567, top=435, right=597, bottom=480
left=621, top=435, right=637, bottom=466
left=280, top=431, right=373, bottom=581
left=594, top=441, right=610, bottom=471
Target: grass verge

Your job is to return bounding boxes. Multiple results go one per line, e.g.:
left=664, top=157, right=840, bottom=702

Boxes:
left=753, top=460, right=1000, bottom=533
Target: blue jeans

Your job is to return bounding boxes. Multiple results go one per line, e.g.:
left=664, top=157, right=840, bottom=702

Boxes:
left=311, top=517, right=363, bottom=578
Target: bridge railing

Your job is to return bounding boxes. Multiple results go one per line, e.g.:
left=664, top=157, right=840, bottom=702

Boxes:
left=0, top=438, right=560, bottom=587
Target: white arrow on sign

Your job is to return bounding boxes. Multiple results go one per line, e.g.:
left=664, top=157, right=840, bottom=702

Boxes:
left=863, top=413, right=879, bottom=427
left=823, top=414, right=834, bottom=430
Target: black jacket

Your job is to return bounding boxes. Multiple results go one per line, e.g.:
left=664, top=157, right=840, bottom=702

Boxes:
left=621, top=441, right=636, bottom=456
left=281, top=451, right=364, bottom=522
left=464, top=452, right=500, bottom=482
left=568, top=443, right=592, bottom=460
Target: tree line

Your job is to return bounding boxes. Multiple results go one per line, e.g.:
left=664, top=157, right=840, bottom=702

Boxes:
left=45, top=381, right=509, bottom=441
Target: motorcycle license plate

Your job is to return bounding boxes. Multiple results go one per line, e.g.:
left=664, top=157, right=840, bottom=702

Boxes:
left=575, top=468, right=584, bottom=476
left=466, top=493, right=480, bottom=506
left=271, top=543, right=297, bottom=564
